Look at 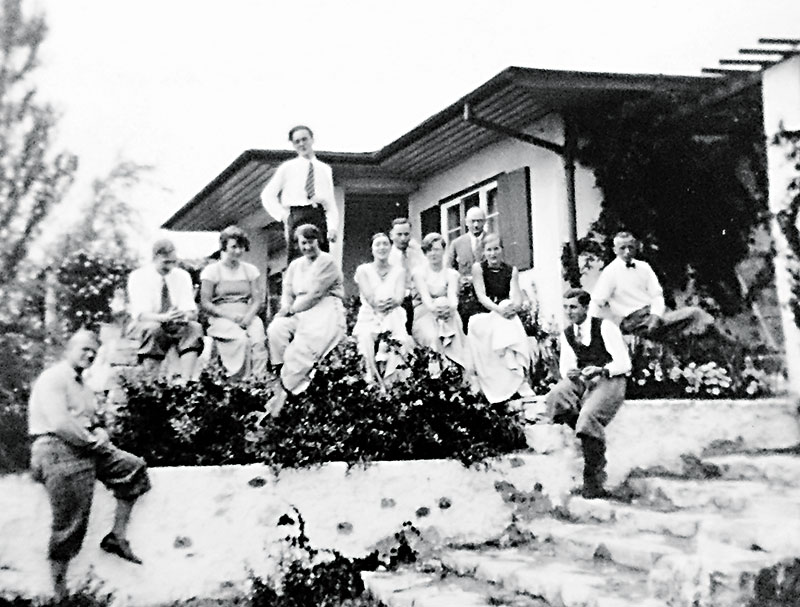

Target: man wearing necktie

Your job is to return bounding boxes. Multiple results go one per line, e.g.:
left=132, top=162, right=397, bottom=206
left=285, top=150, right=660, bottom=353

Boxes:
left=589, top=232, right=713, bottom=340
left=260, top=125, right=339, bottom=262
left=445, top=206, right=488, bottom=332
left=387, top=217, right=426, bottom=334
left=126, top=239, right=204, bottom=381
left=545, top=288, right=631, bottom=499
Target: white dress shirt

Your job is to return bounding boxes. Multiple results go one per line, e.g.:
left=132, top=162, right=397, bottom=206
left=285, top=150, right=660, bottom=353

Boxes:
left=589, top=257, right=666, bottom=322
left=28, top=361, right=103, bottom=448
left=388, top=240, right=426, bottom=293
left=558, top=316, right=632, bottom=378
left=128, top=265, right=197, bottom=320
left=260, top=155, right=339, bottom=229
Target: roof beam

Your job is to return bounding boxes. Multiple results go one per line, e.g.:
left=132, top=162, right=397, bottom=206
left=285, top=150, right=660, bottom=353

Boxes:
left=719, top=58, right=780, bottom=66
left=462, top=102, right=563, bottom=155
left=701, top=67, right=761, bottom=76
left=758, top=38, right=800, bottom=45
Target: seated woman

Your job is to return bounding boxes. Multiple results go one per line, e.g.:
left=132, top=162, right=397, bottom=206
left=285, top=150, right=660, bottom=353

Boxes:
left=353, top=232, right=413, bottom=388
left=468, top=233, right=534, bottom=403
left=412, top=232, right=471, bottom=373
left=266, top=224, right=346, bottom=414
left=200, top=226, right=268, bottom=378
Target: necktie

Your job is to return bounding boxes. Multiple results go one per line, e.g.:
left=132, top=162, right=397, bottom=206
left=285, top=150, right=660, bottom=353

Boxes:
left=159, top=278, right=172, bottom=313
left=575, top=324, right=583, bottom=344
left=305, top=161, right=315, bottom=200
left=474, top=235, right=483, bottom=260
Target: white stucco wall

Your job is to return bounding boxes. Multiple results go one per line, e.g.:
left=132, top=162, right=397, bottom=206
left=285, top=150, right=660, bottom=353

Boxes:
left=407, top=113, right=602, bottom=326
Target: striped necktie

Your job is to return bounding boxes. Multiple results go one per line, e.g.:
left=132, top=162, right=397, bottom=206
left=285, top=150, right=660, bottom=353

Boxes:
left=305, top=161, right=315, bottom=200
left=159, top=278, right=171, bottom=313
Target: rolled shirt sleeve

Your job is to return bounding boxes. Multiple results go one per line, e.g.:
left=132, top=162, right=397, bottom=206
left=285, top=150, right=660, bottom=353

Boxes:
left=600, top=319, right=632, bottom=377
left=644, top=264, right=666, bottom=317
left=558, top=332, right=579, bottom=379
left=127, top=268, right=150, bottom=321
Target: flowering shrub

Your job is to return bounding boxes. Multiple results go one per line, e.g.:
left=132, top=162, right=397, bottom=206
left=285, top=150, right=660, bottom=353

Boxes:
left=626, top=343, right=779, bottom=399
left=55, top=250, right=133, bottom=332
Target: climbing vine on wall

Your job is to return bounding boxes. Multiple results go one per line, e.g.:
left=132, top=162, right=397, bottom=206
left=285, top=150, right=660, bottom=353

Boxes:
left=773, top=126, right=800, bottom=329
left=572, top=85, right=769, bottom=314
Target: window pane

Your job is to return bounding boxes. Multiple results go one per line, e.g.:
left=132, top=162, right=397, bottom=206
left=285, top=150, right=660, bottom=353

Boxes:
left=446, top=204, right=461, bottom=234
left=463, top=192, right=480, bottom=211
left=486, top=188, right=497, bottom=217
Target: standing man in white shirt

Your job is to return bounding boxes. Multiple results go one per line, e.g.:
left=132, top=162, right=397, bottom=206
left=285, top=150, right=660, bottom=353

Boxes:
left=545, top=288, right=631, bottom=499
left=387, top=217, right=426, bottom=334
left=445, top=206, right=488, bottom=332
left=260, top=125, right=339, bottom=262
left=589, top=232, right=713, bottom=340
left=126, top=239, right=204, bottom=382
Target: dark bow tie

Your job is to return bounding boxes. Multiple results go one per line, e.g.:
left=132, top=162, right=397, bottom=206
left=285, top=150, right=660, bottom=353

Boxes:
left=625, top=261, right=636, bottom=269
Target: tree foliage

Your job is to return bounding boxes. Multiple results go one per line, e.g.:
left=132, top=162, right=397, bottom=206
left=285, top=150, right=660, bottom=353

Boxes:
left=0, top=0, right=77, bottom=310
left=573, top=86, right=769, bottom=314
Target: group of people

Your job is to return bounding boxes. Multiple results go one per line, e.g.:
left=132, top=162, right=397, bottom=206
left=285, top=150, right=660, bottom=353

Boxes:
left=27, top=124, right=717, bottom=599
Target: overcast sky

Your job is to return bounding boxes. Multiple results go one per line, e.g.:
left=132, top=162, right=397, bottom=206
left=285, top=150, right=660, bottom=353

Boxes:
left=30, top=0, right=800, bottom=256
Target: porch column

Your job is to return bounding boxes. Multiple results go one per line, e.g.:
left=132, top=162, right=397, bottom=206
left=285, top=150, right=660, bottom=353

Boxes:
left=762, top=55, right=800, bottom=395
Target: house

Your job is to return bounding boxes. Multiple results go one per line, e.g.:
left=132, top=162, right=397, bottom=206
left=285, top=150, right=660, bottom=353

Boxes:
left=162, top=67, right=711, bottom=323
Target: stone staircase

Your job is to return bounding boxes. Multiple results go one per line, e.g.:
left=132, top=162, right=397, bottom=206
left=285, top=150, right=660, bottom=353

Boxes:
left=363, top=405, right=800, bottom=607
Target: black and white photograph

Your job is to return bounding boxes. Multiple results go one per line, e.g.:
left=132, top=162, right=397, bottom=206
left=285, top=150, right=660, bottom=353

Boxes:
left=1, top=1, right=800, bottom=605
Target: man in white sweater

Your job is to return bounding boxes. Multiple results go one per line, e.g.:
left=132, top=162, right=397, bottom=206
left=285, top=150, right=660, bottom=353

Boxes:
left=589, top=232, right=713, bottom=341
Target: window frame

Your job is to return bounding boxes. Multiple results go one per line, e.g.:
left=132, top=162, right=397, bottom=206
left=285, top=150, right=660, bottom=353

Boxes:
left=437, top=174, right=501, bottom=243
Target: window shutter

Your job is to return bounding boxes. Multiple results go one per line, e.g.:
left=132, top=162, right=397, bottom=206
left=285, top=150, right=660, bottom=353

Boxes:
left=496, top=167, right=532, bottom=270
left=420, top=205, right=440, bottom=238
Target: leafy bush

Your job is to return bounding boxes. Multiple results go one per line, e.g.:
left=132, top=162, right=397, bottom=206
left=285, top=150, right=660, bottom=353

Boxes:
left=115, top=339, right=527, bottom=468
left=112, top=363, right=269, bottom=466
left=246, top=338, right=528, bottom=469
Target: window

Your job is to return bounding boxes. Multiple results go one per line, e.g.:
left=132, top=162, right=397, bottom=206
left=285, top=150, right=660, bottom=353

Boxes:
left=439, top=181, right=498, bottom=243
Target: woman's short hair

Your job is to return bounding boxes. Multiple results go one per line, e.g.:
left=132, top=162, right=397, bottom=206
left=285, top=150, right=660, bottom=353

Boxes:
left=371, top=232, right=390, bottom=245
left=294, top=223, right=321, bottom=242
left=421, top=232, right=445, bottom=253
left=219, top=225, right=250, bottom=252
left=483, top=233, right=502, bottom=248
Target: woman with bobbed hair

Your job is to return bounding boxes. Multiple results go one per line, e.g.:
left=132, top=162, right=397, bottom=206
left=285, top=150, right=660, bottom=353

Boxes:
left=467, top=232, right=534, bottom=402
left=200, top=225, right=268, bottom=377
left=411, top=232, right=471, bottom=373
left=353, top=232, right=413, bottom=388
left=266, top=223, right=346, bottom=413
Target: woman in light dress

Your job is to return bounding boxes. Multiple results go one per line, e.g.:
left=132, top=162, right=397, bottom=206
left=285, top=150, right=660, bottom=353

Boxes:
left=468, top=233, right=534, bottom=403
left=266, top=224, right=346, bottom=414
left=411, top=233, right=471, bottom=373
left=200, top=226, right=268, bottom=378
left=353, top=232, right=413, bottom=388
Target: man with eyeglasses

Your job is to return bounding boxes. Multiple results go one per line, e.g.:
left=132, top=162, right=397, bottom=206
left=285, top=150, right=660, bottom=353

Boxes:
left=260, top=125, right=339, bottom=262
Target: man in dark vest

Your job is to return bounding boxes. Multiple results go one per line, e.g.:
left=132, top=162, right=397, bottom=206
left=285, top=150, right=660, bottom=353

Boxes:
left=545, top=288, right=631, bottom=499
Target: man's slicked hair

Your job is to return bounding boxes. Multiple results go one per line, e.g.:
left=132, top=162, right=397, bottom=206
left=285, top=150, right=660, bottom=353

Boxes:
left=288, top=125, right=314, bottom=141
left=391, top=217, right=411, bottom=229
left=563, top=287, right=591, bottom=308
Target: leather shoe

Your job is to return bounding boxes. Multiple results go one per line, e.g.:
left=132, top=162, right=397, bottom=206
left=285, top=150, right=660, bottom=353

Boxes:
left=100, top=533, right=143, bottom=564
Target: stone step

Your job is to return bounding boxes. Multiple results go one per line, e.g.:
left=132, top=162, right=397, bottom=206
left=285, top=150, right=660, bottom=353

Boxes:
left=441, top=547, right=667, bottom=607
left=625, top=477, right=800, bottom=513
left=565, top=496, right=800, bottom=554
left=361, top=570, right=548, bottom=607
left=648, top=542, right=781, bottom=607
left=516, top=518, right=689, bottom=571
left=704, top=453, right=800, bottom=485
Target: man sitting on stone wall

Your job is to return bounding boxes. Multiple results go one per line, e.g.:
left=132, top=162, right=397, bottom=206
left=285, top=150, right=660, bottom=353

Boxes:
left=589, top=232, right=714, bottom=341
left=126, top=239, right=205, bottom=382
left=545, top=288, right=631, bottom=499
left=29, top=330, right=151, bottom=599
